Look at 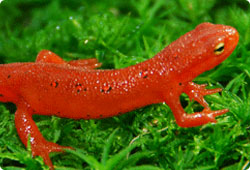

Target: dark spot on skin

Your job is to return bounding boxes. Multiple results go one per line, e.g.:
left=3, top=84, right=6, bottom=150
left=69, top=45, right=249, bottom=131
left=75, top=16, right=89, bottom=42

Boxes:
left=179, top=82, right=182, bottom=86
left=100, top=114, right=103, bottom=118
left=174, top=56, right=179, bottom=60
left=7, top=75, right=11, bottom=79
left=106, top=87, right=112, bottom=92
left=75, top=83, right=82, bottom=93
left=83, top=88, right=87, bottom=91
left=140, top=70, right=148, bottom=79
left=50, top=81, right=59, bottom=88
left=75, top=83, right=82, bottom=87
left=87, top=114, right=90, bottom=117
left=0, top=94, right=3, bottom=97
left=57, top=112, right=61, bottom=114
left=55, top=82, right=59, bottom=88
left=101, top=86, right=112, bottom=93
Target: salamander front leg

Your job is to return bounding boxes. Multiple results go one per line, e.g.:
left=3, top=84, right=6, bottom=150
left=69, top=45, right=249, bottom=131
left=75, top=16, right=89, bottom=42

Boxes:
left=183, top=82, right=222, bottom=109
left=166, top=97, right=228, bottom=127
left=15, top=105, right=72, bottom=170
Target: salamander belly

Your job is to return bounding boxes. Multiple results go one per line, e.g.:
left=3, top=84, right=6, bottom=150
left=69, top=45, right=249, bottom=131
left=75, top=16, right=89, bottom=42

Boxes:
left=40, top=90, right=159, bottom=119
left=22, top=83, right=161, bottom=119
left=19, top=64, right=163, bottom=119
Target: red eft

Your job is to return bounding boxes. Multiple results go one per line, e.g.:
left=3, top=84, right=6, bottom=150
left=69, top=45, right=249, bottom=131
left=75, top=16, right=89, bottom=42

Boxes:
left=0, top=23, right=239, bottom=169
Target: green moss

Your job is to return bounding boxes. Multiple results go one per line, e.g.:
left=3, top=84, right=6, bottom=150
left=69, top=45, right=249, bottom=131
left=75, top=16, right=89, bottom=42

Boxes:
left=0, top=0, right=249, bottom=169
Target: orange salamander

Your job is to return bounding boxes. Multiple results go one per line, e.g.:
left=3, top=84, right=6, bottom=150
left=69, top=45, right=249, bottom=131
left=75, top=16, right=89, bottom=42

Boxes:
left=0, top=23, right=239, bottom=169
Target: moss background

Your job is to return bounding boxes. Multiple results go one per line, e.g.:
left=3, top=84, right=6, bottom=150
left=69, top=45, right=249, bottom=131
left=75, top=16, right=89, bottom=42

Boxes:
left=0, top=0, right=250, bottom=169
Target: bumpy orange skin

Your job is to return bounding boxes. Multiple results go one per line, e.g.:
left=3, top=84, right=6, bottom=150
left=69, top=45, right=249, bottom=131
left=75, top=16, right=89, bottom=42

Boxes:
left=0, top=23, right=239, bottom=169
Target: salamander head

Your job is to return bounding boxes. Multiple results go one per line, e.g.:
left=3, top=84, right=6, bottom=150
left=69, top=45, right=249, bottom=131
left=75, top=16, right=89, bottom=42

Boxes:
left=166, top=22, right=239, bottom=81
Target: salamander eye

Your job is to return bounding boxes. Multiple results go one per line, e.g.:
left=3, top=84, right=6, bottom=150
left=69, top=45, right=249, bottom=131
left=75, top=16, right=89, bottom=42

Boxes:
left=214, top=42, right=224, bottom=55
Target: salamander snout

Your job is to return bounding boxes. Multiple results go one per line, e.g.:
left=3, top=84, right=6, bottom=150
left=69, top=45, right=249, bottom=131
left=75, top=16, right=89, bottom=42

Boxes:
left=224, top=25, right=239, bottom=47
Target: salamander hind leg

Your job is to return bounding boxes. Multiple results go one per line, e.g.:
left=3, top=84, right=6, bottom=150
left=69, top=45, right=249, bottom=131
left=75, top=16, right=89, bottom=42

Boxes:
left=67, top=58, right=102, bottom=69
left=36, top=50, right=102, bottom=69
left=36, top=50, right=66, bottom=64
left=15, top=104, right=72, bottom=170
left=166, top=96, right=228, bottom=128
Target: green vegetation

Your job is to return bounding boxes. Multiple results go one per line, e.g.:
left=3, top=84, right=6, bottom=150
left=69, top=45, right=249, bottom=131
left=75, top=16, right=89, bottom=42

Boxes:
left=0, top=0, right=249, bottom=169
